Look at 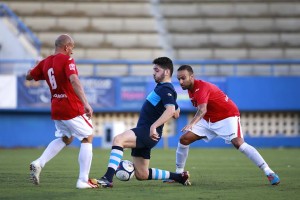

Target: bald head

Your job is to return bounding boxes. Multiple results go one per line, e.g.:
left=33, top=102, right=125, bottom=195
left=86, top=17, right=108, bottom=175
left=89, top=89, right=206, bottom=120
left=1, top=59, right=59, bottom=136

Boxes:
left=55, top=34, right=74, bottom=48
left=54, top=34, right=74, bottom=56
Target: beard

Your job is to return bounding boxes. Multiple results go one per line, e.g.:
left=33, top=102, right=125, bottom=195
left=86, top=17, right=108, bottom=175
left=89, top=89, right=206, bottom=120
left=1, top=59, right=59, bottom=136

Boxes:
left=180, top=85, right=188, bottom=90
left=154, top=73, right=165, bottom=83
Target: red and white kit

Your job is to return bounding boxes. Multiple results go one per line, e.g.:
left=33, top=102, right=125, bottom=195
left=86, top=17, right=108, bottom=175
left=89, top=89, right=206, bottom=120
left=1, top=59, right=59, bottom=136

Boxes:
left=30, top=53, right=92, bottom=140
left=188, top=80, right=241, bottom=143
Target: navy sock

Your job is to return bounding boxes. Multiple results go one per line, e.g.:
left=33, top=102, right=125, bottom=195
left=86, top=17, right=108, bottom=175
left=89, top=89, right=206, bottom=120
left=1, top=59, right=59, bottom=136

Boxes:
left=147, top=168, right=153, bottom=180
left=103, top=146, right=124, bottom=182
left=169, top=172, right=182, bottom=182
left=104, top=167, right=116, bottom=182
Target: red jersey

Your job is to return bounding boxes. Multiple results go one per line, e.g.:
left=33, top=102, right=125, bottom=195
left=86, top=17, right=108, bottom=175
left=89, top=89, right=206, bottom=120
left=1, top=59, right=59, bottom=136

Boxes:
left=30, top=53, right=85, bottom=120
left=188, top=80, right=239, bottom=122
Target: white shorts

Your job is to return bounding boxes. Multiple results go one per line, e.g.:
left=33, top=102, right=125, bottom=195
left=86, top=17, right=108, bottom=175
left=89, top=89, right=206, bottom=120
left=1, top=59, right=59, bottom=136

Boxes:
left=191, top=116, right=243, bottom=144
left=54, top=114, right=93, bottom=141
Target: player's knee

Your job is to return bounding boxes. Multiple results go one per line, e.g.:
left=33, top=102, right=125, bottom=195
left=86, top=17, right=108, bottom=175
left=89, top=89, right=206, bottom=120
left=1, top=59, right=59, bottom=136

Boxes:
left=112, top=135, right=123, bottom=146
left=179, top=136, right=190, bottom=145
left=81, top=135, right=93, bottom=143
left=62, top=136, right=73, bottom=145
left=135, top=170, right=148, bottom=180
left=231, top=137, right=244, bottom=149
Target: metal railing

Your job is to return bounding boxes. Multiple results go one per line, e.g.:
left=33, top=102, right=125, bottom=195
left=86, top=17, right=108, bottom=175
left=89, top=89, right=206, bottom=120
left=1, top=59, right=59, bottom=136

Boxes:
left=0, top=3, right=41, bottom=52
left=1, top=59, right=300, bottom=76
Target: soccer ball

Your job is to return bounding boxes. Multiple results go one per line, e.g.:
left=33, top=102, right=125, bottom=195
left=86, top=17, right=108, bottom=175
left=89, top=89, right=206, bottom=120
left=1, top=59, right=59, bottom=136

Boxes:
left=115, top=160, right=135, bottom=181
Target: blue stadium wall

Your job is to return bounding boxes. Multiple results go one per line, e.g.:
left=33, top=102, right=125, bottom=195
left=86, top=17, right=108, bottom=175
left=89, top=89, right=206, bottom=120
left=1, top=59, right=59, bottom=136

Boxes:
left=0, top=76, right=300, bottom=148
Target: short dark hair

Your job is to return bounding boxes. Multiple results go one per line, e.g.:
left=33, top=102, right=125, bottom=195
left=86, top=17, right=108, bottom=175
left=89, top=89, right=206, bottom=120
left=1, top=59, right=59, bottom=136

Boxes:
left=152, top=57, right=174, bottom=76
left=178, top=65, right=194, bottom=75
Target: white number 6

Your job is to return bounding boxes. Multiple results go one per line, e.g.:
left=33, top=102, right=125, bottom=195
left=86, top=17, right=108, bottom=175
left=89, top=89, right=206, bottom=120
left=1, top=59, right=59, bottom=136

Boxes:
left=48, top=68, right=57, bottom=89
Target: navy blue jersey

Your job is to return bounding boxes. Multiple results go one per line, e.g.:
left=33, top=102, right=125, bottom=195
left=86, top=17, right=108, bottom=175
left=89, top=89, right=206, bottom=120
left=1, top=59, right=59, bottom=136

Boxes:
left=136, top=82, right=178, bottom=134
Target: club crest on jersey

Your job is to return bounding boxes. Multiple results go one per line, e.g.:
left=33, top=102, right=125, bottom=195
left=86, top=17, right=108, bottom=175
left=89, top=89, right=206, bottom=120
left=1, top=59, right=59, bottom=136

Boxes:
left=69, top=63, right=76, bottom=70
left=167, top=93, right=172, bottom=96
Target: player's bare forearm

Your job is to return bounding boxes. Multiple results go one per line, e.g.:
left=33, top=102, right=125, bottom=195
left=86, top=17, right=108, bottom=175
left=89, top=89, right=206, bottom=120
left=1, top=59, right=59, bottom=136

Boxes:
left=152, top=105, right=175, bottom=128
left=70, top=75, right=88, bottom=104
left=150, top=105, right=175, bottom=141
left=69, top=74, right=93, bottom=118
left=182, top=103, right=207, bottom=132
left=173, top=107, right=180, bottom=119
left=191, top=104, right=207, bottom=124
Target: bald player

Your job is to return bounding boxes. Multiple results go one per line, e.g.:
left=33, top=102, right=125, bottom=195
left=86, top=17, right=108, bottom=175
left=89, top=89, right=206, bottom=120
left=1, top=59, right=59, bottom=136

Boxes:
left=26, top=34, right=98, bottom=189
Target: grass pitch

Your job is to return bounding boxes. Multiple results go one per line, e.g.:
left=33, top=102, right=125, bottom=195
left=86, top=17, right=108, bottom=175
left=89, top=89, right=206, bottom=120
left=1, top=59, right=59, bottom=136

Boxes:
left=0, top=148, right=299, bottom=200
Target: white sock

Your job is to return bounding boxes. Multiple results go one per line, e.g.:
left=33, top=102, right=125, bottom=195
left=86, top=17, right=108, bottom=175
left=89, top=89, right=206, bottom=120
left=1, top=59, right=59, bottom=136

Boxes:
left=36, top=138, right=66, bottom=168
left=176, top=142, right=189, bottom=173
left=78, top=143, right=93, bottom=182
left=239, top=142, right=274, bottom=175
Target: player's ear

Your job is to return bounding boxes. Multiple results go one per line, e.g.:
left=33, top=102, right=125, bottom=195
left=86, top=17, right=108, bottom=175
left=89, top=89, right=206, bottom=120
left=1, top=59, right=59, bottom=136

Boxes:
left=190, top=73, right=194, bottom=80
left=165, top=69, right=170, bottom=76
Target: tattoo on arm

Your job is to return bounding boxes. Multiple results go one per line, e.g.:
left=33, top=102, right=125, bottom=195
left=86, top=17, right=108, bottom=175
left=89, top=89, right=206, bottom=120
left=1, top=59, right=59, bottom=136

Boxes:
left=191, top=104, right=207, bottom=125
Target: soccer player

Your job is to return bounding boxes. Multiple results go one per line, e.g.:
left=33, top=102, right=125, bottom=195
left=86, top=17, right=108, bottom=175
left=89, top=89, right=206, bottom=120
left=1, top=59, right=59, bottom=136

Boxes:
left=96, top=57, right=190, bottom=188
left=26, top=34, right=98, bottom=189
left=174, top=64, right=280, bottom=185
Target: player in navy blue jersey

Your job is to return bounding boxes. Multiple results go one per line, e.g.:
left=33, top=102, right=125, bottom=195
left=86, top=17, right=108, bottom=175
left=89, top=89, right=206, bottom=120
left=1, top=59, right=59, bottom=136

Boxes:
left=96, top=57, right=191, bottom=188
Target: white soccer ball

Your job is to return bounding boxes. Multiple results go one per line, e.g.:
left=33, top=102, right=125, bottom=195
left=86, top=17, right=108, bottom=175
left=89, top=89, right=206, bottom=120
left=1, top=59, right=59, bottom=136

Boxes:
left=115, top=160, right=135, bottom=181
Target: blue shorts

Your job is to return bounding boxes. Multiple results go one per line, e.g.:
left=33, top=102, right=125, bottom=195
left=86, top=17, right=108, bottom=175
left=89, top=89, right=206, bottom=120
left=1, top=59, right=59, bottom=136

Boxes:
left=131, top=126, right=161, bottom=159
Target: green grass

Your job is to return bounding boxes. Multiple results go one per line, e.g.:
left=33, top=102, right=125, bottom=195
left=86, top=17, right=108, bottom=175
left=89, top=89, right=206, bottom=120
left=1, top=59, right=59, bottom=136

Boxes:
left=0, top=148, right=299, bottom=200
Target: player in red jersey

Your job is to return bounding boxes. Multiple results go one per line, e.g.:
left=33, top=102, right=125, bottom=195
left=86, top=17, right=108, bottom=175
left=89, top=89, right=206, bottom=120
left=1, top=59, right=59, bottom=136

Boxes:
left=26, top=34, right=98, bottom=189
left=173, top=65, right=280, bottom=185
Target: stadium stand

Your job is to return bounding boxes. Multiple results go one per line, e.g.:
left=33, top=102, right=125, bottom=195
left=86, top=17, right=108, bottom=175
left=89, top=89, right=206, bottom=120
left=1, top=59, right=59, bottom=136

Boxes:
left=1, top=0, right=300, bottom=60
left=160, top=0, right=300, bottom=59
left=2, top=0, right=162, bottom=60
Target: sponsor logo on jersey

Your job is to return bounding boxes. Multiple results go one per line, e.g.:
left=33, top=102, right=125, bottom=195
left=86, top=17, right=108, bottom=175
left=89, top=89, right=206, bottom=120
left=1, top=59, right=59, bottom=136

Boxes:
left=53, top=94, right=67, bottom=98
left=225, top=95, right=229, bottom=102
left=195, top=88, right=200, bottom=92
left=69, top=63, right=76, bottom=70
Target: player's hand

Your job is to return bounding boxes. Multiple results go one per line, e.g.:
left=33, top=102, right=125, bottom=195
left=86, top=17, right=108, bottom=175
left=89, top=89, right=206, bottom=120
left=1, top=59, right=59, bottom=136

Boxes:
left=150, top=126, right=160, bottom=141
left=84, top=103, right=93, bottom=119
left=181, top=124, right=193, bottom=132
left=173, top=108, right=180, bottom=119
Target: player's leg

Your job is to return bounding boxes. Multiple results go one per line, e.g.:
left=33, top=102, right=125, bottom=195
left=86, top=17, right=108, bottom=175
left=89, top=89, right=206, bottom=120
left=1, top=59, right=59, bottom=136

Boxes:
left=176, top=131, right=206, bottom=174
left=97, top=129, right=137, bottom=188
left=62, top=114, right=98, bottom=189
left=131, top=128, right=189, bottom=183
left=76, top=134, right=99, bottom=188
left=29, top=120, right=73, bottom=185
left=175, top=119, right=214, bottom=174
left=132, top=151, right=191, bottom=186
left=217, top=116, right=280, bottom=185
left=232, top=137, right=280, bottom=185
left=132, top=156, right=150, bottom=180
left=232, top=136, right=272, bottom=172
